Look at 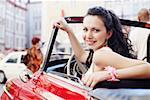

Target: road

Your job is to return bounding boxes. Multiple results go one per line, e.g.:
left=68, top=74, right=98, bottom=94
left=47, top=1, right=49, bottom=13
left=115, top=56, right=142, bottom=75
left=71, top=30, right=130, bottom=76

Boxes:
left=0, top=84, right=4, bottom=96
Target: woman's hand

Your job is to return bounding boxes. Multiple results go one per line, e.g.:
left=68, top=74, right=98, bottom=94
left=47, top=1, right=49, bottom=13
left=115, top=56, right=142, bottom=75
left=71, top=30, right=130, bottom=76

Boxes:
left=53, top=18, right=72, bottom=34
left=81, top=71, right=110, bottom=88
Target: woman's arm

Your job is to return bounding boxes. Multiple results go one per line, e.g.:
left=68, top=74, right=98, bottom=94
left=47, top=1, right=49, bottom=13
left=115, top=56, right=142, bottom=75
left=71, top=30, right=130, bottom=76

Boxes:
left=93, top=47, right=148, bottom=70
left=82, top=64, right=150, bottom=88
left=82, top=48, right=150, bottom=88
left=54, top=18, right=88, bottom=63
left=117, top=64, right=150, bottom=79
left=67, top=28, right=88, bottom=62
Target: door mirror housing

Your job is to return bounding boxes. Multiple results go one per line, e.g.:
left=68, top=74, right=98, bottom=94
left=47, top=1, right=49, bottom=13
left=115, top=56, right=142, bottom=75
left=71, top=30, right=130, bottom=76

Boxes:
left=19, top=69, right=33, bottom=83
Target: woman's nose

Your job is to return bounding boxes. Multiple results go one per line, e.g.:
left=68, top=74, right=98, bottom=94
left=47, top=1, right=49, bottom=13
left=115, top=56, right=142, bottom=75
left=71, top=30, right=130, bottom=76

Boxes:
left=86, top=31, right=93, bottom=39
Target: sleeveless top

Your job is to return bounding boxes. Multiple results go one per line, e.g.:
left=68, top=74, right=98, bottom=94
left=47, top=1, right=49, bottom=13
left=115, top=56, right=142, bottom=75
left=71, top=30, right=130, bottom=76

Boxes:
left=84, top=49, right=94, bottom=75
left=85, top=49, right=94, bottom=68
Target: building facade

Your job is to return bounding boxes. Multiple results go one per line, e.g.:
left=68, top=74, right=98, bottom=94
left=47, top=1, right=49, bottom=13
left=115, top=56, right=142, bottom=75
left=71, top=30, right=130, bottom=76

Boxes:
left=0, top=0, right=27, bottom=54
left=0, top=0, right=5, bottom=52
left=5, top=0, right=27, bottom=51
left=26, top=1, right=42, bottom=48
left=0, top=0, right=42, bottom=54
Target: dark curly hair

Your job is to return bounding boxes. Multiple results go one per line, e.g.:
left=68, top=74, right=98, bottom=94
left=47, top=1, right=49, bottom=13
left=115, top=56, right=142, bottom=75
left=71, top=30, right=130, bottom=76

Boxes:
left=86, top=6, right=135, bottom=58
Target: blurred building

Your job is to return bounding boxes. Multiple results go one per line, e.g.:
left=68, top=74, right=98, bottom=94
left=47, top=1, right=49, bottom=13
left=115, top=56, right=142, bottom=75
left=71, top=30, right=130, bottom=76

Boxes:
left=103, top=0, right=150, bottom=20
left=0, top=0, right=27, bottom=54
left=0, top=0, right=6, bottom=52
left=0, top=0, right=42, bottom=54
left=26, top=1, right=42, bottom=48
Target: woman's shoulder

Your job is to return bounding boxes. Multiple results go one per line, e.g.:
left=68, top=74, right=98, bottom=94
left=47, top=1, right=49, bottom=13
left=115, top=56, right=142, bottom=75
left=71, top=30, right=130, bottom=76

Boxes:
left=95, top=47, right=112, bottom=53
left=93, top=47, right=113, bottom=61
left=94, top=47, right=127, bottom=60
left=93, top=47, right=122, bottom=66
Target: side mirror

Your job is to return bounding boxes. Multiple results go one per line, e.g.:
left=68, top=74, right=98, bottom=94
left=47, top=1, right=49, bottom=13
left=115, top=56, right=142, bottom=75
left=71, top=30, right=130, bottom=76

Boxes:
left=19, top=69, right=33, bottom=83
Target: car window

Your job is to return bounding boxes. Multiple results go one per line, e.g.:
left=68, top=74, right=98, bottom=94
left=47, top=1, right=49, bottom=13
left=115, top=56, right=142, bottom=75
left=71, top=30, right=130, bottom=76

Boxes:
left=6, top=57, right=17, bottom=63
left=6, top=54, right=18, bottom=63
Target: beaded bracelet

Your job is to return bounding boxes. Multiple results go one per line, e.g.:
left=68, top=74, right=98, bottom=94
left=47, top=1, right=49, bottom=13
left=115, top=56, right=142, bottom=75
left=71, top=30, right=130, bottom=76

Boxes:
left=104, top=66, right=120, bottom=81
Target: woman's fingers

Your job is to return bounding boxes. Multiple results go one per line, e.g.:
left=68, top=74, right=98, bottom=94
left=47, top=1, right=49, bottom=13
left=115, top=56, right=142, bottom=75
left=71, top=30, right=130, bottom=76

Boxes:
left=82, top=74, right=97, bottom=88
left=82, top=72, right=104, bottom=88
left=85, top=76, right=93, bottom=87
left=53, top=22, right=59, bottom=28
left=53, top=18, right=69, bottom=31
left=81, top=74, right=90, bottom=84
left=90, top=81, right=97, bottom=88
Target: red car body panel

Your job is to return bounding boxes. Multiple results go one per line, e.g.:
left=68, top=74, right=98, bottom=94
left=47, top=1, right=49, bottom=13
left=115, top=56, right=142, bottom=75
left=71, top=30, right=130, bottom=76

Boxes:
left=1, top=72, right=91, bottom=100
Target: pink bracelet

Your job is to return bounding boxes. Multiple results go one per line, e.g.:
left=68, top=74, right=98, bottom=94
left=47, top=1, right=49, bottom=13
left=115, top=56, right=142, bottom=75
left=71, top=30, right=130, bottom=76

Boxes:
left=104, top=66, right=120, bottom=81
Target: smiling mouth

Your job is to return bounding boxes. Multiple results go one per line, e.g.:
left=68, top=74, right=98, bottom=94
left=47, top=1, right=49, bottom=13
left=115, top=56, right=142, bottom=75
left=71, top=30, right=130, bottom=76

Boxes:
left=86, top=41, right=96, bottom=45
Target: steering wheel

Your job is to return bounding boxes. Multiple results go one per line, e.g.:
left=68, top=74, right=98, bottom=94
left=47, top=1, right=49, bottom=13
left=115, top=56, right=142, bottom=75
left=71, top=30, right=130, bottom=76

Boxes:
left=66, top=53, right=88, bottom=78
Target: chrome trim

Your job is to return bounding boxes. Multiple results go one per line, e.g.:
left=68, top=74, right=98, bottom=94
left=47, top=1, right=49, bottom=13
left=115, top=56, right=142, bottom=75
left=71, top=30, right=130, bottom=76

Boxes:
left=3, top=85, right=14, bottom=99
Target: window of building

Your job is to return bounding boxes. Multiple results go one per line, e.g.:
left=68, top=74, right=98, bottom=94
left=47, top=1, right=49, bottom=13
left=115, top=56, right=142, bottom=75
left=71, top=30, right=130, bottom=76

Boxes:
left=21, top=23, right=23, bottom=32
left=16, top=37, right=19, bottom=49
left=35, top=22, right=38, bottom=30
left=16, top=22, right=18, bottom=33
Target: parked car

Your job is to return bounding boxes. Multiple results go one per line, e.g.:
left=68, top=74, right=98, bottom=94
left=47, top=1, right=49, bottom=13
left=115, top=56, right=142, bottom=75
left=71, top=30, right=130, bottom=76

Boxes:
left=1, top=17, right=150, bottom=100
left=0, top=51, right=27, bottom=84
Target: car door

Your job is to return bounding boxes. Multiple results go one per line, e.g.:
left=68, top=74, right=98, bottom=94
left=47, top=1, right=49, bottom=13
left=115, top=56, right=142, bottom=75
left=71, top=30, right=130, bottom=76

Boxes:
left=18, top=54, right=27, bottom=72
left=3, top=53, right=25, bottom=79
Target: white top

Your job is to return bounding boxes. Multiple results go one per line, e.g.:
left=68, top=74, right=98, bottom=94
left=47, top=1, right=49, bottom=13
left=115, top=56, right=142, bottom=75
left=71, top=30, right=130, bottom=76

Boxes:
left=129, top=27, right=150, bottom=61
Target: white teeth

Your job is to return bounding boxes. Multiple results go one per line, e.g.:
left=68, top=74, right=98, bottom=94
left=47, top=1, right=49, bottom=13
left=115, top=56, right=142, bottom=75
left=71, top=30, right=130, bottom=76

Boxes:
left=85, top=39, right=96, bottom=45
left=87, top=41, right=94, bottom=45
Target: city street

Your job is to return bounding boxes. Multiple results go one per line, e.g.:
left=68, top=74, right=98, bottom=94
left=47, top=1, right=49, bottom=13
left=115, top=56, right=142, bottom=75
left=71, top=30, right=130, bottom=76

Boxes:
left=0, top=84, right=4, bottom=96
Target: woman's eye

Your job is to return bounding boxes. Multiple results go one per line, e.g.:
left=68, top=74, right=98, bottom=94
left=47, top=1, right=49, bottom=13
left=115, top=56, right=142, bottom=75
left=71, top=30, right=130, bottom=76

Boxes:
left=83, top=28, right=88, bottom=32
left=93, top=29, right=100, bottom=33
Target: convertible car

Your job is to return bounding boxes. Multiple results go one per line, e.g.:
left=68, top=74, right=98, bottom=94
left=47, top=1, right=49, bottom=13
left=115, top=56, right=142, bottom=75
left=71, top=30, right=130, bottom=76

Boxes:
left=1, top=17, right=150, bottom=100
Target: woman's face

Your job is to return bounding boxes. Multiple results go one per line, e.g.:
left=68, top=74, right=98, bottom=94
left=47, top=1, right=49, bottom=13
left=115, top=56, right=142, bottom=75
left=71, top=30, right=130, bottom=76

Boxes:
left=83, top=15, right=111, bottom=51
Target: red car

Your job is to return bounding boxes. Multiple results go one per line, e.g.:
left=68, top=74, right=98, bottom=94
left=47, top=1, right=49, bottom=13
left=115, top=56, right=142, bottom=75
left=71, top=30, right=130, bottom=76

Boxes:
left=1, top=17, right=150, bottom=100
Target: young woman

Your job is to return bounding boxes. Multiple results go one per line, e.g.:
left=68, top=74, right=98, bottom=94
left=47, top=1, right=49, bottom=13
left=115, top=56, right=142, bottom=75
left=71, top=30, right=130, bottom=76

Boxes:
left=54, top=6, right=150, bottom=88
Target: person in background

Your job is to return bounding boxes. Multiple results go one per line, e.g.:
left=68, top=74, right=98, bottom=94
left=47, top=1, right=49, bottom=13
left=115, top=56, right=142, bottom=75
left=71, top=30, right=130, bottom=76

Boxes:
left=129, top=8, right=150, bottom=61
left=122, top=25, right=131, bottom=38
left=23, top=37, right=43, bottom=73
left=54, top=6, right=150, bottom=88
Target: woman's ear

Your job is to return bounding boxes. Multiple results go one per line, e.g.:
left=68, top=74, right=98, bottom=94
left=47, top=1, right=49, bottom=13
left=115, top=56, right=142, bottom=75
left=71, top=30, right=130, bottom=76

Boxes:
left=106, top=31, right=112, bottom=39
